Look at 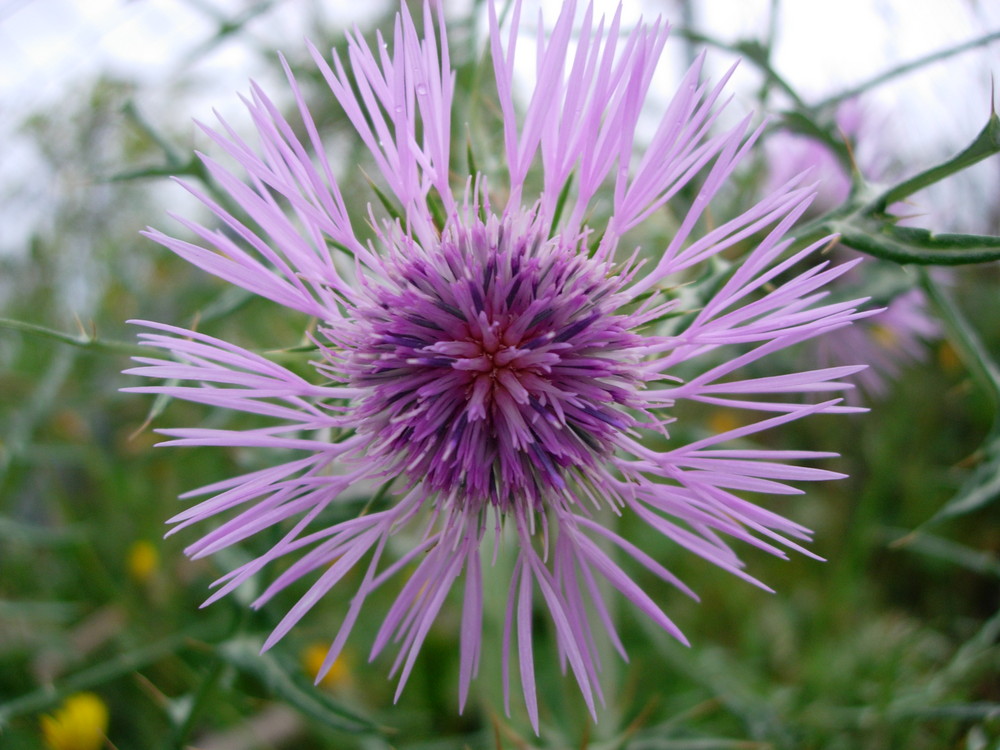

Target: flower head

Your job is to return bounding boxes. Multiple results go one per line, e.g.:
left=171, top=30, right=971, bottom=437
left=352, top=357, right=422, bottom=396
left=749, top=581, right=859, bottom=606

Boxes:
left=126, top=0, right=869, bottom=729
left=343, top=211, right=647, bottom=511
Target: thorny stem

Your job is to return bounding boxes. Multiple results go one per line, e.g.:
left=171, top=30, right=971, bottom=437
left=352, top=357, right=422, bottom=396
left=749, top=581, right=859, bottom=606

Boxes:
left=791, top=113, right=1000, bottom=265
left=817, top=29, right=1000, bottom=111
left=0, top=317, right=147, bottom=357
left=0, top=317, right=319, bottom=363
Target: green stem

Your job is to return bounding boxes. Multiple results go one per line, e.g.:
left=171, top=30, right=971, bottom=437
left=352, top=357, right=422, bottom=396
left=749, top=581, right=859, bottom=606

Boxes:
left=0, top=318, right=147, bottom=357
left=673, top=28, right=806, bottom=109
left=819, top=30, right=1000, bottom=110
left=0, top=627, right=214, bottom=725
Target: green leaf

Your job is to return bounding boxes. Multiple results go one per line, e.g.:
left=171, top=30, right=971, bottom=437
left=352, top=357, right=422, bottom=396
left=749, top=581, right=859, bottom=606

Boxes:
left=886, top=226, right=1000, bottom=252
left=426, top=187, right=448, bottom=231
left=465, top=128, right=479, bottom=177
left=925, top=430, right=1000, bottom=525
left=108, top=155, right=207, bottom=183
left=0, top=627, right=212, bottom=726
left=888, top=527, right=1000, bottom=577
left=920, top=269, right=1000, bottom=405
left=550, top=173, right=574, bottom=232
left=217, top=637, right=382, bottom=735
left=363, top=170, right=403, bottom=225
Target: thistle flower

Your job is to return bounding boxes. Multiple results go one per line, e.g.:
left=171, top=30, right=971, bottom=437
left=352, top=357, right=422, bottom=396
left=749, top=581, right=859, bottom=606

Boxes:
left=125, top=1, right=870, bottom=729
left=765, top=100, right=870, bottom=214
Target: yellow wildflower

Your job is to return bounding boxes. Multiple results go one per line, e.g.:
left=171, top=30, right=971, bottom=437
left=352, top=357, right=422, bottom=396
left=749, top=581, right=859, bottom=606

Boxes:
left=301, top=643, right=351, bottom=688
left=127, top=540, right=159, bottom=584
left=40, top=692, right=108, bottom=750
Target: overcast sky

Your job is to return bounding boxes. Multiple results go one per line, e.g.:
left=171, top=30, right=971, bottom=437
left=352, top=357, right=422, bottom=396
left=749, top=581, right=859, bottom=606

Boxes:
left=1, top=0, right=998, bottom=261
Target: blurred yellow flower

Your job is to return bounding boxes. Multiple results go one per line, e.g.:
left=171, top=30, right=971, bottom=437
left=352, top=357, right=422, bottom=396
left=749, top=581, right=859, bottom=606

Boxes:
left=127, top=540, right=159, bottom=584
left=301, top=643, right=351, bottom=688
left=39, top=692, right=108, bottom=750
left=708, top=409, right=742, bottom=436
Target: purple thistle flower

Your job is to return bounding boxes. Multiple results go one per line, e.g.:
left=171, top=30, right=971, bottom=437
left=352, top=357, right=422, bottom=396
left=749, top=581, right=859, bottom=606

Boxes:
left=813, top=286, right=940, bottom=400
left=764, top=99, right=870, bottom=214
left=765, top=102, right=941, bottom=399
left=125, top=1, right=871, bottom=729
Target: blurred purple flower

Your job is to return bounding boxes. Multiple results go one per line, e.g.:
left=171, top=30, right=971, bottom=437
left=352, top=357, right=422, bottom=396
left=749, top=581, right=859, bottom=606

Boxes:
left=814, top=288, right=939, bottom=399
left=125, top=1, right=869, bottom=728
left=765, top=102, right=864, bottom=213
left=765, top=102, right=940, bottom=399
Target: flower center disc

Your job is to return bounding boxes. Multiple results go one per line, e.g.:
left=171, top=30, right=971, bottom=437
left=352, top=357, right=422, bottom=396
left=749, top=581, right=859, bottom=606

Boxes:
left=346, top=217, right=641, bottom=510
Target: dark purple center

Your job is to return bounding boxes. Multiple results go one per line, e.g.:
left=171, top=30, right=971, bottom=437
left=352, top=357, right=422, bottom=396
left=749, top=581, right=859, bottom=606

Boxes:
left=344, top=219, right=642, bottom=510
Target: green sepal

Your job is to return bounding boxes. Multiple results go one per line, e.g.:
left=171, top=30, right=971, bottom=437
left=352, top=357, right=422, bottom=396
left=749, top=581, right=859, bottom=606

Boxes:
left=550, top=173, right=575, bottom=232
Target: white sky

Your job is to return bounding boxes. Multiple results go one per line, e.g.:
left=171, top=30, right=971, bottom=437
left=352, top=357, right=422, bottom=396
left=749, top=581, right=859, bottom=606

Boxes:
left=0, top=0, right=998, bottom=262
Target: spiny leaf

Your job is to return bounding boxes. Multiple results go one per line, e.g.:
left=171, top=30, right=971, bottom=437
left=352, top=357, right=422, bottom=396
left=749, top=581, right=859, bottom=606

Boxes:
left=0, top=317, right=147, bottom=357
left=830, top=221, right=1000, bottom=266
left=925, top=431, right=1000, bottom=525
left=217, top=637, right=382, bottom=734
left=877, top=111, right=1000, bottom=208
